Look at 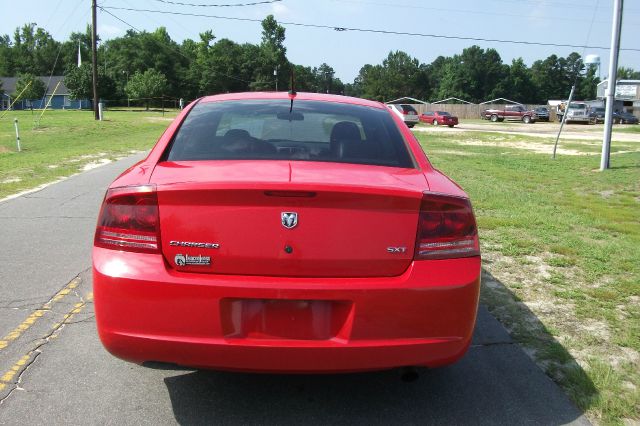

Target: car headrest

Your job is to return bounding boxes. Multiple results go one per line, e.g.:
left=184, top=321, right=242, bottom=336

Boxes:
left=225, top=129, right=251, bottom=140
left=330, top=121, right=361, bottom=143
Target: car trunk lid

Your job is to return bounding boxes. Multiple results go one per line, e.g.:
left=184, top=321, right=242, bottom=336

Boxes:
left=151, top=160, right=426, bottom=277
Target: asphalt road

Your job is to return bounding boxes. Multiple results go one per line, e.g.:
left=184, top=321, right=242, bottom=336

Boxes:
left=0, top=155, right=590, bottom=425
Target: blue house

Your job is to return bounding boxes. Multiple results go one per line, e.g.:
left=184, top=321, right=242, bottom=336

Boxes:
left=0, top=76, right=91, bottom=110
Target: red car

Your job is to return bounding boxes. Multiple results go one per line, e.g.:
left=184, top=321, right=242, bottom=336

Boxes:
left=420, top=111, right=459, bottom=127
left=93, top=92, right=481, bottom=373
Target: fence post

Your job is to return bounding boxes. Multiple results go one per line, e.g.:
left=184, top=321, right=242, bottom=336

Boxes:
left=14, top=118, right=21, bottom=152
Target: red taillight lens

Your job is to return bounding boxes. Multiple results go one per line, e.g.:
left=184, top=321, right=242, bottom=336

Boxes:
left=94, top=185, right=161, bottom=253
left=414, top=193, right=479, bottom=260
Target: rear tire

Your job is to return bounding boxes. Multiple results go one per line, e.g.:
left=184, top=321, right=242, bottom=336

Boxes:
left=522, top=115, right=531, bottom=124
left=432, top=120, right=438, bottom=126
left=448, top=125, right=454, bottom=128
left=490, top=114, right=498, bottom=122
left=407, top=124, right=415, bottom=128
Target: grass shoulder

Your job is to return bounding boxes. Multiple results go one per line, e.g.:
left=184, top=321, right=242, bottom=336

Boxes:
left=416, top=130, right=640, bottom=424
left=0, top=109, right=177, bottom=199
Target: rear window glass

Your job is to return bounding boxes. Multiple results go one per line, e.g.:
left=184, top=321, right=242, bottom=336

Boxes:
left=436, top=111, right=451, bottom=116
left=165, top=99, right=414, bottom=168
left=400, top=105, right=417, bottom=114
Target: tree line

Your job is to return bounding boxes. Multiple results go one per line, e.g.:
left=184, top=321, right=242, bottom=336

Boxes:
left=1, top=16, right=639, bottom=106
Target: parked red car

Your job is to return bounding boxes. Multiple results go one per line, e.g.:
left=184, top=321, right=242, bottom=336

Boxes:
left=420, top=111, right=459, bottom=127
left=93, top=92, right=481, bottom=373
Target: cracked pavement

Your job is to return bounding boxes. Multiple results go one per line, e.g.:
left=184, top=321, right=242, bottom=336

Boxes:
left=0, top=153, right=590, bottom=425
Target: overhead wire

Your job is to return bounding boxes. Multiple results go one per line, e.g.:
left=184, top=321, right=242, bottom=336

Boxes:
left=330, top=0, right=617, bottom=23
left=101, top=6, right=640, bottom=52
left=149, top=0, right=282, bottom=7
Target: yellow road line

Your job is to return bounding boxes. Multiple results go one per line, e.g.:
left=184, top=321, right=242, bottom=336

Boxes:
left=0, top=296, right=90, bottom=393
left=0, top=277, right=81, bottom=351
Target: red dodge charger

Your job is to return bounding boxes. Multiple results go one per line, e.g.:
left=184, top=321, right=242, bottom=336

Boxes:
left=419, top=111, right=459, bottom=127
left=93, top=92, right=481, bottom=373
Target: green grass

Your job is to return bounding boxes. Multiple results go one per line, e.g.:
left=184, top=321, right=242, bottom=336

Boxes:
left=613, top=125, right=640, bottom=134
left=416, top=130, right=639, bottom=424
left=0, top=109, right=178, bottom=199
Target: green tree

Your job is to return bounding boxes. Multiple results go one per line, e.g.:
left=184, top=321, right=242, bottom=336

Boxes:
left=64, top=63, right=116, bottom=105
left=60, top=26, right=93, bottom=74
left=13, top=73, right=45, bottom=100
left=125, top=69, right=168, bottom=110
left=491, top=58, right=536, bottom=103
left=291, top=64, right=317, bottom=92
left=355, top=51, right=425, bottom=101
left=0, top=34, right=14, bottom=76
left=577, top=65, right=599, bottom=100
left=315, top=63, right=335, bottom=93
left=617, top=67, right=640, bottom=80
left=103, top=28, right=189, bottom=100
left=11, top=24, right=62, bottom=75
left=251, top=15, right=288, bottom=91
left=531, top=52, right=585, bottom=102
left=437, top=46, right=507, bottom=103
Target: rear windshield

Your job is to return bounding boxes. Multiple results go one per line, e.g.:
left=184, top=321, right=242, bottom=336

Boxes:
left=165, top=99, right=414, bottom=168
left=400, top=105, right=418, bottom=114
left=436, top=111, right=451, bottom=116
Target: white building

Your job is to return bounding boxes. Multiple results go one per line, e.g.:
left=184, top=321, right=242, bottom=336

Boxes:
left=596, top=79, right=640, bottom=116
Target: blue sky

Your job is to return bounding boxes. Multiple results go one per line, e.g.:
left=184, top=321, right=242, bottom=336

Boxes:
left=4, top=0, right=640, bottom=82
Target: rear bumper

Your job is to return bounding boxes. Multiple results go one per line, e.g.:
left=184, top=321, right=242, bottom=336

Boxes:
left=403, top=116, right=420, bottom=124
left=93, top=248, right=481, bottom=373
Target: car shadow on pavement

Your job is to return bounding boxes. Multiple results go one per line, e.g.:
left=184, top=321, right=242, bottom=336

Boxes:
left=163, top=270, right=595, bottom=425
left=479, top=268, right=599, bottom=419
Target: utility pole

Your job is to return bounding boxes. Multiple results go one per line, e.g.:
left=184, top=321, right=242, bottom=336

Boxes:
left=91, top=0, right=99, bottom=120
left=601, top=0, right=624, bottom=171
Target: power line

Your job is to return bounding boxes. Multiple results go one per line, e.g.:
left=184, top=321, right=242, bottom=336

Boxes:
left=101, top=6, right=640, bottom=52
left=330, top=0, right=624, bottom=23
left=149, top=0, right=282, bottom=7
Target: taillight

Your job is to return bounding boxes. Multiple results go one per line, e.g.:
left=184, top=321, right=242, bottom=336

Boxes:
left=414, top=193, right=479, bottom=260
left=94, top=185, right=161, bottom=254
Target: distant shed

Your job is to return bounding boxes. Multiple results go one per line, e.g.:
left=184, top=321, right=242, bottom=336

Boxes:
left=596, top=79, right=640, bottom=115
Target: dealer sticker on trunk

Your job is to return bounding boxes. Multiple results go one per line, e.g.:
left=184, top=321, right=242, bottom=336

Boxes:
left=174, top=254, right=211, bottom=266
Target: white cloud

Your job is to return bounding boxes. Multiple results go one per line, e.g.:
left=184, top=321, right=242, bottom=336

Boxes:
left=98, top=24, right=124, bottom=38
left=271, top=2, right=291, bottom=18
left=527, top=5, right=550, bottom=28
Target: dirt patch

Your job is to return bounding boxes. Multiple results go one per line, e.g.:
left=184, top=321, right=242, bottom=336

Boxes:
left=1, top=177, right=21, bottom=184
left=483, top=247, right=640, bottom=370
left=0, top=146, right=11, bottom=153
left=453, top=138, right=594, bottom=156
left=81, top=158, right=112, bottom=171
